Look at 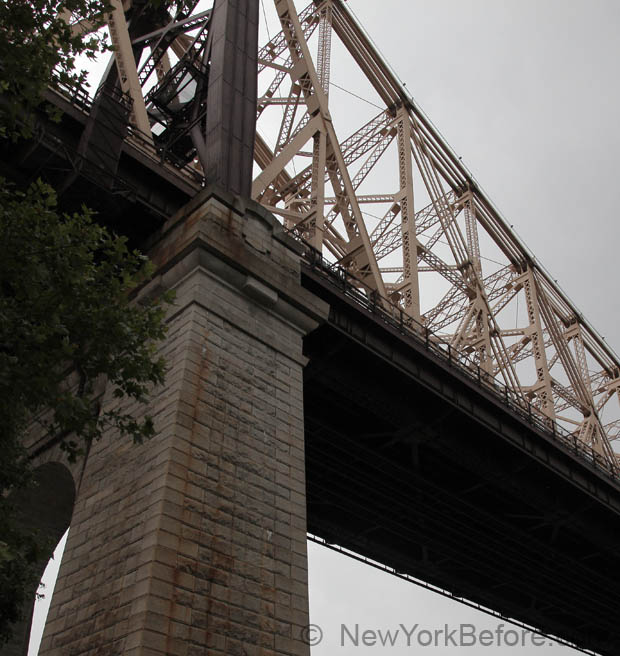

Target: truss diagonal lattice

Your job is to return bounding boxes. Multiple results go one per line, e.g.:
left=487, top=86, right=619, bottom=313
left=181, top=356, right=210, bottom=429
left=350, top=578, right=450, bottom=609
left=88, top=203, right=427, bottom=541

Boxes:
left=59, top=0, right=620, bottom=474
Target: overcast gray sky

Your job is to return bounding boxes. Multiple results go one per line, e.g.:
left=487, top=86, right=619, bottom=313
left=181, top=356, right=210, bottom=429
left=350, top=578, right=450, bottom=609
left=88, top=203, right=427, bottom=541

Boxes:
left=29, top=1, right=620, bottom=654
left=344, top=0, right=620, bottom=344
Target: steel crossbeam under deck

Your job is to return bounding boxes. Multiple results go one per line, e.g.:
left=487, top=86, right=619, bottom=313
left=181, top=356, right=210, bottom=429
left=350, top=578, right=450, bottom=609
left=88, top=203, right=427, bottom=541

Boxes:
left=301, top=262, right=620, bottom=656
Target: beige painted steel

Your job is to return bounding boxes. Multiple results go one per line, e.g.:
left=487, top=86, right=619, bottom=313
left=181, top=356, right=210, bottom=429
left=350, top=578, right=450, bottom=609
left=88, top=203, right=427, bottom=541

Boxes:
left=106, top=0, right=153, bottom=140
left=76, top=0, right=620, bottom=473
left=251, top=0, right=620, bottom=472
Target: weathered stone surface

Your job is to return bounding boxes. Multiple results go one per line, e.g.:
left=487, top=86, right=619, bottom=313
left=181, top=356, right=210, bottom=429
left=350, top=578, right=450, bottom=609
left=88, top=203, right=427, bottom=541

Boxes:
left=33, top=188, right=328, bottom=656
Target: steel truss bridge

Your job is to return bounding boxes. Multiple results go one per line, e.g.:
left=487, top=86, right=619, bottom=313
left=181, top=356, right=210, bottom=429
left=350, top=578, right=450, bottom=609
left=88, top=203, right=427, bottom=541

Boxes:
left=40, top=0, right=620, bottom=469
left=4, top=1, right=620, bottom=654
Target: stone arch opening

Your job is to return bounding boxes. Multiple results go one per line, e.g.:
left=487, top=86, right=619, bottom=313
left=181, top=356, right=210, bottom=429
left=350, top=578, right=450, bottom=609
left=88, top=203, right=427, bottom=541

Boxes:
left=0, top=461, right=75, bottom=656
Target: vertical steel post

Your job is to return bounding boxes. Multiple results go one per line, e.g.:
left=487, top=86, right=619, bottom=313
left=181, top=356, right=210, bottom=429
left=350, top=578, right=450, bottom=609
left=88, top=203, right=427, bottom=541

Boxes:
left=205, top=0, right=259, bottom=197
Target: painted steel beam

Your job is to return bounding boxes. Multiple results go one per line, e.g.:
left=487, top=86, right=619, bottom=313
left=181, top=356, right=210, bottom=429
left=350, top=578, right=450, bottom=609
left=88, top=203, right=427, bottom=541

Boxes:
left=204, top=0, right=260, bottom=196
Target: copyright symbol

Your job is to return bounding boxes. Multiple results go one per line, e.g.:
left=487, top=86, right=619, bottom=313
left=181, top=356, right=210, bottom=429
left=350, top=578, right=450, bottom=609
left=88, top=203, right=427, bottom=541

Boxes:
left=300, top=624, right=323, bottom=646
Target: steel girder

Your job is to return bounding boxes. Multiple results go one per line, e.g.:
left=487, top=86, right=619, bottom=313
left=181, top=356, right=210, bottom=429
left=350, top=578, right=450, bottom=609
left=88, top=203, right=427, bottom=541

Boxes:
left=59, top=0, right=620, bottom=472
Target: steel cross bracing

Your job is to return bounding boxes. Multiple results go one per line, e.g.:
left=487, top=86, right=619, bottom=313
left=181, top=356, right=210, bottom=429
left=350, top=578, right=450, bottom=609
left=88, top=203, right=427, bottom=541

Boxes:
left=59, top=0, right=620, bottom=473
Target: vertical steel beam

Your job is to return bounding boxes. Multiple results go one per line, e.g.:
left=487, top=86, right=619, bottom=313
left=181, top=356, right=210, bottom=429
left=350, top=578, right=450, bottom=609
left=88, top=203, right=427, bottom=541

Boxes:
left=396, top=106, right=420, bottom=321
left=316, top=2, right=333, bottom=95
left=521, top=268, right=553, bottom=414
left=310, top=129, right=327, bottom=249
left=205, top=0, right=260, bottom=197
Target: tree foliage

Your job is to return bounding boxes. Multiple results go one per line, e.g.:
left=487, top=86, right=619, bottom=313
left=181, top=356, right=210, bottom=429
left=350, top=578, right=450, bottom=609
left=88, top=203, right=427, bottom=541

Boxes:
left=0, top=0, right=193, bottom=139
left=0, top=179, right=171, bottom=643
left=0, top=179, right=169, bottom=460
left=0, top=0, right=181, bottom=644
left=0, top=0, right=113, bottom=140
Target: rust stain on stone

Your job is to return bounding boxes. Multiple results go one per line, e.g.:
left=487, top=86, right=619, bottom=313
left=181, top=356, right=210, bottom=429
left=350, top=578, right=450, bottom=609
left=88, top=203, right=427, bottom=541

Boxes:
left=164, top=330, right=212, bottom=653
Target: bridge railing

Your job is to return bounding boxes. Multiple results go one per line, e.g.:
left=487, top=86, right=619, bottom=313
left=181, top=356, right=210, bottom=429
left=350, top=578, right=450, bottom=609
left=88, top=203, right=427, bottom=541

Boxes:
left=300, top=243, right=619, bottom=482
left=41, top=78, right=618, bottom=482
left=49, top=77, right=204, bottom=188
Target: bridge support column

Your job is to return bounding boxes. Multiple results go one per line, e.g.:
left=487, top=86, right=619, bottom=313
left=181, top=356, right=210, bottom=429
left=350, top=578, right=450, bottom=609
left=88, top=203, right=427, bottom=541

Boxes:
left=37, top=188, right=328, bottom=655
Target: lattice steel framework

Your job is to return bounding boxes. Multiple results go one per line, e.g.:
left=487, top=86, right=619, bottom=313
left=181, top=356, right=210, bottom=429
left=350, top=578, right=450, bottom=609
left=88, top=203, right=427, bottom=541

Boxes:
left=61, top=0, right=620, bottom=472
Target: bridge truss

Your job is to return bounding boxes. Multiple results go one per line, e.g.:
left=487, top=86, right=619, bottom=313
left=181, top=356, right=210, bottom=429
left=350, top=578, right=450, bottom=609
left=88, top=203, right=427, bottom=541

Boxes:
left=60, top=0, right=620, bottom=472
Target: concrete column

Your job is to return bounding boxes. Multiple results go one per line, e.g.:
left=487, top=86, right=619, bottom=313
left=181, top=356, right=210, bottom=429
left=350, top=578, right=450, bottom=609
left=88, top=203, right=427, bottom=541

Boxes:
left=37, top=188, right=328, bottom=655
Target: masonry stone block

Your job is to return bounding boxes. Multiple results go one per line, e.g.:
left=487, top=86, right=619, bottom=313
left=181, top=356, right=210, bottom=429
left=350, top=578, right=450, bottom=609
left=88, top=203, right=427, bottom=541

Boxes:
left=23, top=187, right=328, bottom=656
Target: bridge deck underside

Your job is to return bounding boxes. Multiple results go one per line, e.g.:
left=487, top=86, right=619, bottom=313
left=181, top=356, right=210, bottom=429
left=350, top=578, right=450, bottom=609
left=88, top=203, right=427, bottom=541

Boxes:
left=0, top=91, right=192, bottom=247
left=302, top=271, right=620, bottom=656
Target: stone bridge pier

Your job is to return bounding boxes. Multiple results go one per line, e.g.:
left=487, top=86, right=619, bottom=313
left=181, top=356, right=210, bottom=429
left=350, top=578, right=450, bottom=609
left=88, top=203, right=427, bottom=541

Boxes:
left=8, top=188, right=328, bottom=656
